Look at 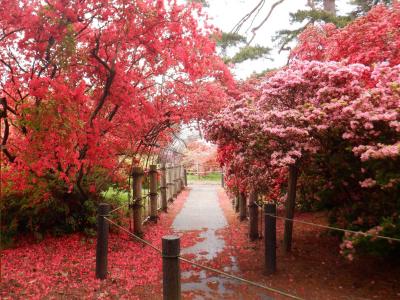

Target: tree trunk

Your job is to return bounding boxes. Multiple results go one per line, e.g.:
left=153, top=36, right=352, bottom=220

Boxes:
left=283, top=164, right=299, bottom=252
left=248, top=190, right=259, bottom=240
left=323, top=0, right=336, bottom=15
left=239, top=192, right=247, bottom=221
left=235, top=194, right=240, bottom=213
left=132, top=167, right=144, bottom=237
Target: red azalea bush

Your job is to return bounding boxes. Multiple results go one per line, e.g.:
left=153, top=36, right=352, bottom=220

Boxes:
left=0, top=0, right=232, bottom=243
left=291, top=4, right=400, bottom=67
left=1, top=189, right=192, bottom=299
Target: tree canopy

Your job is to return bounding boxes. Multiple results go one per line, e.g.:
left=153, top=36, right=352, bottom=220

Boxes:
left=206, top=4, right=400, bottom=258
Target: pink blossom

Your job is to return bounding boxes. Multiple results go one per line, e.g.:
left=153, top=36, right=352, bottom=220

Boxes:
left=359, top=178, right=377, bottom=188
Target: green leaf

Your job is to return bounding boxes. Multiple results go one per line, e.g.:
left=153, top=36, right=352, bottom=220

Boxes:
left=227, top=45, right=271, bottom=64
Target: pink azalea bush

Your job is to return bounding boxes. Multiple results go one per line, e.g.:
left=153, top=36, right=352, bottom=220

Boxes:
left=207, top=27, right=400, bottom=258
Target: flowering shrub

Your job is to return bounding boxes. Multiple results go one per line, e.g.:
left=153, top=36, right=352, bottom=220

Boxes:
left=207, top=4, right=400, bottom=258
left=292, top=4, right=400, bottom=67
left=207, top=58, right=400, bottom=258
left=0, top=0, right=231, bottom=241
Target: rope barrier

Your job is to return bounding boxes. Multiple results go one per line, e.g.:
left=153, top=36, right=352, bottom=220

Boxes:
left=254, top=201, right=399, bottom=242
left=265, top=213, right=400, bottom=243
left=108, top=203, right=129, bottom=214
left=255, top=201, right=263, bottom=208
left=103, top=217, right=304, bottom=300
left=104, top=217, right=162, bottom=253
left=179, top=257, right=304, bottom=300
left=187, top=171, right=223, bottom=175
left=142, top=216, right=151, bottom=225
left=101, top=187, right=395, bottom=300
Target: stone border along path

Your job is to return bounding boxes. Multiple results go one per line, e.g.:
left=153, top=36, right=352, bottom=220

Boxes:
left=172, top=183, right=271, bottom=299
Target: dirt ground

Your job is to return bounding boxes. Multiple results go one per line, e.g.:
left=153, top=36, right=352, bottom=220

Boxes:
left=213, top=188, right=400, bottom=300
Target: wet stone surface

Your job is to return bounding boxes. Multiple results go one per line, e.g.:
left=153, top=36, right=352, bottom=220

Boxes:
left=172, top=183, right=273, bottom=299
left=172, top=184, right=241, bottom=299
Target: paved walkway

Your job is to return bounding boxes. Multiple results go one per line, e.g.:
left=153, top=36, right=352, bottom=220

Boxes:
left=172, top=183, right=241, bottom=299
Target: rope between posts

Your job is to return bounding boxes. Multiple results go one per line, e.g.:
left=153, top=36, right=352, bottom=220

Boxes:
left=104, top=217, right=162, bottom=253
left=264, top=213, right=400, bottom=243
left=142, top=193, right=152, bottom=198
left=102, top=217, right=304, bottom=300
left=108, top=203, right=129, bottom=214
left=178, top=257, right=304, bottom=300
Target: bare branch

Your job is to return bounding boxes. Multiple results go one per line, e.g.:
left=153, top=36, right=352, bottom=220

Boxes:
left=248, top=0, right=286, bottom=45
left=231, top=0, right=265, bottom=34
left=0, top=28, right=22, bottom=42
left=0, top=97, right=16, bottom=162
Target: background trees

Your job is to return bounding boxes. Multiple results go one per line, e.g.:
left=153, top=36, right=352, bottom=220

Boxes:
left=182, top=140, right=218, bottom=173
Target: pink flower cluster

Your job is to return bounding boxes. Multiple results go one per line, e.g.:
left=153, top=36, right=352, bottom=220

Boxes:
left=206, top=59, right=399, bottom=193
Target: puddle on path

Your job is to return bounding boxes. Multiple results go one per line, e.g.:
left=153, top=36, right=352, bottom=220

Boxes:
left=172, top=184, right=241, bottom=298
left=181, top=229, right=225, bottom=260
left=172, top=184, right=272, bottom=299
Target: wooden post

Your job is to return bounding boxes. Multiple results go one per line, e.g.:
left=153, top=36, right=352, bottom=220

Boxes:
left=161, top=163, right=168, bottom=212
left=176, top=165, right=181, bottom=193
left=171, top=164, right=175, bottom=200
left=239, top=192, right=247, bottom=221
left=179, top=165, right=184, bottom=191
left=264, top=203, right=276, bottom=275
left=248, top=190, right=259, bottom=240
left=96, top=203, right=110, bottom=279
left=283, top=164, right=299, bottom=253
left=167, top=164, right=174, bottom=202
left=234, top=194, right=240, bottom=213
left=180, top=165, right=183, bottom=192
left=166, top=164, right=170, bottom=202
left=177, top=165, right=181, bottom=194
left=170, top=164, right=175, bottom=199
left=173, top=165, right=178, bottom=198
left=183, top=168, right=187, bottom=186
left=132, top=166, right=144, bottom=237
left=162, top=235, right=181, bottom=300
left=149, top=165, right=158, bottom=221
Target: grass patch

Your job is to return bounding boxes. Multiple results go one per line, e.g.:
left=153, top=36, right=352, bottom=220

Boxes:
left=187, top=172, right=221, bottom=182
left=102, top=187, right=129, bottom=203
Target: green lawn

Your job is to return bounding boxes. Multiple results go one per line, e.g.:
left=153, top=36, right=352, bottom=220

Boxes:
left=187, top=172, right=222, bottom=182
left=102, top=187, right=153, bottom=202
left=102, top=187, right=130, bottom=203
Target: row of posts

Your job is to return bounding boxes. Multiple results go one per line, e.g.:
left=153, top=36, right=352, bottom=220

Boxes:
left=132, top=163, right=187, bottom=237
left=96, top=169, right=276, bottom=300
left=227, top=165, right=299, bottom=275
left=96, top=202, right=182, bottom=299
left=96, top=163, right=187, bottom=299
left=221, top=170, right=277, bottom=275
left=97, top=168, right=279, bottom=298
left=97, top=207, right=276, bottom=300
left=231, top=191, right=277, bottom=275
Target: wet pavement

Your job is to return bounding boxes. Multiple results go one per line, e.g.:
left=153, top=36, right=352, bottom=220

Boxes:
left=173, top=183, right=227, bottom=260
left=172, top=183, right=239, bottom=299
left=172, top=183, right=271, bottom=299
